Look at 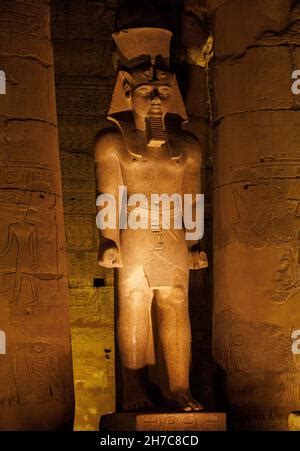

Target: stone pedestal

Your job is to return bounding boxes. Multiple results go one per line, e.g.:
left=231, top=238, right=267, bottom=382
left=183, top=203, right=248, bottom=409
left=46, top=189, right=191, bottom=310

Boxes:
left=100, top=412, right=226, bottom=431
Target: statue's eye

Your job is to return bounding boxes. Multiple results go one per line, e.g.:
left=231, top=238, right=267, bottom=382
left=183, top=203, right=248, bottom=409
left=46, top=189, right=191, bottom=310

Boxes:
left=136, top=86, right=152, bottom=96
left=158, top=86, right=171, bottom=97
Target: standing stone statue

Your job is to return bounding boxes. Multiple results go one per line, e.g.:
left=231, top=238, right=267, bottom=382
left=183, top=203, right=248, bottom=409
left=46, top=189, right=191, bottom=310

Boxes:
left=95, top=28, right=207, bottom=412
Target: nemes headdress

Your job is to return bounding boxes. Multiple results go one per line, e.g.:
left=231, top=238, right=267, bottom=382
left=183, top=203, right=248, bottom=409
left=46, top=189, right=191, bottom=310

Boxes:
left=108, top=27, right=188, bottom=123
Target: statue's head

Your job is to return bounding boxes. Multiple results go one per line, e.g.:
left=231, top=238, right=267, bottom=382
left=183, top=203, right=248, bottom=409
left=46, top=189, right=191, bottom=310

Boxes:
left=108, top=28, right=188, bottom=136
left=122, top=65, right=173, bottom=125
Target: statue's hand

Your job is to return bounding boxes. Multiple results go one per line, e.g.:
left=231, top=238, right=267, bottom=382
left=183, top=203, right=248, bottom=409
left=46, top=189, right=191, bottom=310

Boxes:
left=189, top=247, right=208, bottom=270
left=98, top=240, right=122, bottom=268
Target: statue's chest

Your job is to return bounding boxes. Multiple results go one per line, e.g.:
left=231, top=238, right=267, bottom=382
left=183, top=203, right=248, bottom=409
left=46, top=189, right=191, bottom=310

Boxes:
left=118, top=146, right=185, bottom=194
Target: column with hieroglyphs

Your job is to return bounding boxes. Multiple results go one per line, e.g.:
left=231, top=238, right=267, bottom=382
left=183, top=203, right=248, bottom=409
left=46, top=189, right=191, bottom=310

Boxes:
left=208, top=0, right=300, bottom=430
left=0, top=0, right=74, bottom=430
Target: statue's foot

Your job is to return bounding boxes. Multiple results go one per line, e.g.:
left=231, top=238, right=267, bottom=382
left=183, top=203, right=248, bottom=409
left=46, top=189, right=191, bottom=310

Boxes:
left=123, top=388, right=154, bottom=412
left=163, top=389, right=205, bottom=412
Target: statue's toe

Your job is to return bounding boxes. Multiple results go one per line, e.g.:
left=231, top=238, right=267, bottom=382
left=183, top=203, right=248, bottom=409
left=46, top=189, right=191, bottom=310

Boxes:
left=123, top=394, right=153, bottom=412
left=163, top=390, right=205, bottom=412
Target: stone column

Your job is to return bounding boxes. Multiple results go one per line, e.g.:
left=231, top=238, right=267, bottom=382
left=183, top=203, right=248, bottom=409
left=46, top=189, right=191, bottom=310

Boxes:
left=0, top=0, right=74, bottom=430
left=208, top=0, right=300, bottom=430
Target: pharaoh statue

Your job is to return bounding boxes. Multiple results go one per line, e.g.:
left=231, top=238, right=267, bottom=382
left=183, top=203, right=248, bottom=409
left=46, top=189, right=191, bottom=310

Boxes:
left=95, top=28, right=207, bottom=412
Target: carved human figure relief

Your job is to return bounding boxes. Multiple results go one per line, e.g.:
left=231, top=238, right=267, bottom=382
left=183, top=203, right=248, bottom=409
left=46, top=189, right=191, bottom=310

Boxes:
left=14, top=342, right=70, bottom=405
left=95, top=28, right=207, bottom=412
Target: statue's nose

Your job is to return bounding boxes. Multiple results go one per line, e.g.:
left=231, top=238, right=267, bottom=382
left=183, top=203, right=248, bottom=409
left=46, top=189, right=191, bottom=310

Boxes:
left=150, top=89, right=161, bottom=102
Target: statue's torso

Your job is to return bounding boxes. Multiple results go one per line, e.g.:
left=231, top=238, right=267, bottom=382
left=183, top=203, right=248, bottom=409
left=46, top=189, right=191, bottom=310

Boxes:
left=114, top=127, right=191, bottom=288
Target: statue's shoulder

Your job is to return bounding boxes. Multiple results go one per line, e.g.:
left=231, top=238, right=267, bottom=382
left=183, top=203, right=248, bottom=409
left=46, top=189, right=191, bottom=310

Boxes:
left=175, top=129, right=202, bottom=164
left=95, top=126, right=124, bottom=161
left=181, top=129, right=201, bottom=146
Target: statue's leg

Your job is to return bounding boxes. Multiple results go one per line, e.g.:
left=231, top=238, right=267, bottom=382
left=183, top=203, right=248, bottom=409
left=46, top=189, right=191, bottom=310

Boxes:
left=155, top=285, right=204, bottom=411
left=118, top=266, right=154, bottom=411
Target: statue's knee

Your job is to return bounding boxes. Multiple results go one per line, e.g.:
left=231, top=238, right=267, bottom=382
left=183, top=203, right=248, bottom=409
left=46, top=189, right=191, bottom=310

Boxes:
left=157, top=286, right=186, bottom=305
left=171, top=286, right=186, bottom=304
left=129, top=288, right=149, bottom=305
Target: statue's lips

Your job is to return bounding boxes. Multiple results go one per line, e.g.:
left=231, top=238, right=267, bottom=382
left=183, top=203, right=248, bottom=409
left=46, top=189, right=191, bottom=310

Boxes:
left=149, top=105, right=163, bottom=113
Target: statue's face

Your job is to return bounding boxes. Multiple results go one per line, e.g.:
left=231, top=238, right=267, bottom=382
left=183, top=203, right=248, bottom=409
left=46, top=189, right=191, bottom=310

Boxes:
left=131, top=82, right=172, bottom=119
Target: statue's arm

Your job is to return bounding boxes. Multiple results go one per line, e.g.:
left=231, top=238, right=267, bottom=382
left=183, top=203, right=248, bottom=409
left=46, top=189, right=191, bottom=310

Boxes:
left=95, top=129, right=123, bottom=268
left=182, top=132, right=208, bottom=270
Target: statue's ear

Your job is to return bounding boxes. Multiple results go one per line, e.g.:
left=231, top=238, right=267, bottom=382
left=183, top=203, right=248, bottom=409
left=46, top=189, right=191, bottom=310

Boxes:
left=121, top=71, right=133, bottom=100
left=108, top=71, right=134, bottom=119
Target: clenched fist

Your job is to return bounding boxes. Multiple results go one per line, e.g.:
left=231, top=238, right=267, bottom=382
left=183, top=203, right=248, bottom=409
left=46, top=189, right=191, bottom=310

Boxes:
left=98, top=239, right=122, bottom=268
left=188, top=245, right=208, bottom=270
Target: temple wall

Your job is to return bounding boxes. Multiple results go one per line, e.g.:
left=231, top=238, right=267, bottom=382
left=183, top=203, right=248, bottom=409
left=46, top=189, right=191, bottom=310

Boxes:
left=179, top=0, right=214, bottom=409
left=51, top=0, right=117, bottom=431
